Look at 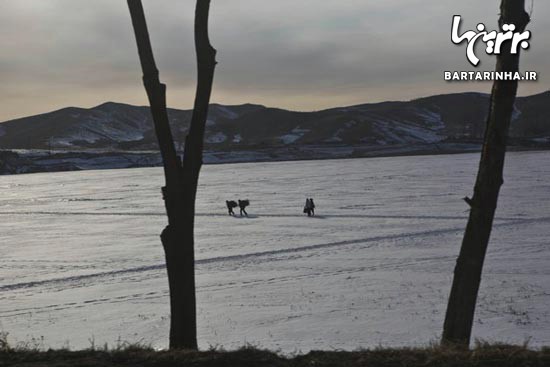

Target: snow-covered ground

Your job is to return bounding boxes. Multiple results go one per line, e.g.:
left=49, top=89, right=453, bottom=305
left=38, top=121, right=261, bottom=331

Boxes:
left=0, top=152, right=549, bottom=352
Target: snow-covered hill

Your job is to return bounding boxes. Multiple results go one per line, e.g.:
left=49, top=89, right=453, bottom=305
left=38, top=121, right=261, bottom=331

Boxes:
left=1, top=92, right=549, bottom=152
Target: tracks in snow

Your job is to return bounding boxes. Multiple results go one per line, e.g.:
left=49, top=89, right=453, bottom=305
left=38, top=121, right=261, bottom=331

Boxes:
left=2, top=216, right=549, bottom=293
left=0, top=210, right=540, bottom=222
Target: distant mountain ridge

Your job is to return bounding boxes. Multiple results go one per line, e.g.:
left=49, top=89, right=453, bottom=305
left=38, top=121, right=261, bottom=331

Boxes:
left=1, top=91, right=549, bottom=152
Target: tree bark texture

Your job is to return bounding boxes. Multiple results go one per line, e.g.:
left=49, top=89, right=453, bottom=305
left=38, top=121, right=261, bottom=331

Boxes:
left=127, top=0, right=217, bottom=350
left=442, top=0, right=530, bottom=347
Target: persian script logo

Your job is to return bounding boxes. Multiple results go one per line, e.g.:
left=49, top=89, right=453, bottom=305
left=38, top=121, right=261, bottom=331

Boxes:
left=451, top=15, right=531, bottom=66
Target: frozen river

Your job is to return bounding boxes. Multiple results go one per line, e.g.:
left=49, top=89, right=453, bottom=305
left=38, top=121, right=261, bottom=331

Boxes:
left=0, top=151, right=549, bottom=351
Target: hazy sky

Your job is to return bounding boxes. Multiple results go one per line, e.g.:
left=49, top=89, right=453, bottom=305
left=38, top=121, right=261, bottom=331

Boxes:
left=0, top=0, right=548, bottom=121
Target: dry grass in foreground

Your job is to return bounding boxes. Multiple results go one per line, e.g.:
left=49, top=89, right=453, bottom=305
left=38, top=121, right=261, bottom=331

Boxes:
left=1, top=342, right=549, bottom=367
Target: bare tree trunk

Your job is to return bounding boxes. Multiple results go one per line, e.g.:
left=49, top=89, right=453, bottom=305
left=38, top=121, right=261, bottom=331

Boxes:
left=442, top=0, right=530, bottom=347
left=127, top=0, right=216, bottom=350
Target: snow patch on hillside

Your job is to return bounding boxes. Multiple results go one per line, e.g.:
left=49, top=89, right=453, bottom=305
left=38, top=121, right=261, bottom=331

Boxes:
left=52, top=130, right=101, bottom=146
left=416, top=110, right=445, bottom=130
left=53, top=112, right=151, bottom=146
left=394, top=123, right=444, bottom=143
left=215, top=105, right=239, bottom=120
left=325, top=129, right=345, bottom=143
left=373, top=120, right=443, bottom=144
left=325, top=121, right=358, bottom=143
left=345, top=120, right=357, bottom=128
left=281, top=127, right=310, bottom=144
left=207, top=132, right=227, bottom=144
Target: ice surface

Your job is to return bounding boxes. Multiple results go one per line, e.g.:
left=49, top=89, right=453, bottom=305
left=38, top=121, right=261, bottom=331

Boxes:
left=0, top=151, right=549, bottom=352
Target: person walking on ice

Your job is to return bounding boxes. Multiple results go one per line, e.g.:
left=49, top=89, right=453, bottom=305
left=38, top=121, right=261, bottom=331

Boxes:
left=226, top=200, right=237, bottom=216
left=238, top=199, right=249, bottom=217
left=304, top=198, right=316, bottom=217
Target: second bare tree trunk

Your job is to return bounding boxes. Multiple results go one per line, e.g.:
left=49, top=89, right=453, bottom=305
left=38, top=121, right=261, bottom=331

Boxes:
left=442, top=0, right=530, bottom=347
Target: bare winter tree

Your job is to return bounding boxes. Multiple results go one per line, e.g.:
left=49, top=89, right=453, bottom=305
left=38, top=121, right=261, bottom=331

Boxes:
left=442, top=0, right=530, bottom=347
left=127, top=0, right=217, bottom=350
